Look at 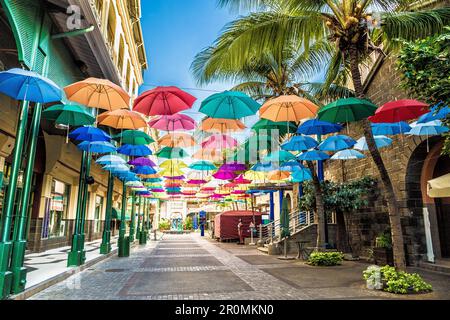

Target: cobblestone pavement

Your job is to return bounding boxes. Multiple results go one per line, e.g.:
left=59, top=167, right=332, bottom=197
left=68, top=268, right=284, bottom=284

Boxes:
left=29, top=233, right=450, bottom=300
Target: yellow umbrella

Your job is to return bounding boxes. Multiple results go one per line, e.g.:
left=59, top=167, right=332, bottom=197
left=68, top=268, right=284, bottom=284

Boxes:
left=97, top=109, right=147, bottom=129
left=244, top=170, right=266, bottom=181
left=268, top=170, right=291, bottom=181
left=158, top=133, right=196, bottom=148
left=200, top=118, right=246, bottom=133
left=260, top=95, right=319, bottom=124
left=64, top=78, right=130, bottom=111
left=160, top=160, right=188, bottom=170
left=159, top=168, right=185, bottom=177
left=192, top=149, right=223, bottom=162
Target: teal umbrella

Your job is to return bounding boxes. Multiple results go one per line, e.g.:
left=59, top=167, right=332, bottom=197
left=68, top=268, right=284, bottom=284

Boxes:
left=113, top=130, right=155, bottom=145
left=199, top=91, right=261, bottom=119
left=189, top=161, right=217, bottom=171
left=318, top=98, right=378, bottom=123
left=264, top=150, right=297, bottom=162
left=43, top=104, right=95, bottom=126
left=156, top=147, right=189, bottom=159
left=252, top=119, right=297, bottom=135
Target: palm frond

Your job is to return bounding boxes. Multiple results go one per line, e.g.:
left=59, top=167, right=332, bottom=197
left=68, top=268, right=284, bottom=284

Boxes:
left=290, top=39, right=334, bottom=80
left=231, top=81, right=273, bottom=101
left=304, top=82, right=355, bottom=103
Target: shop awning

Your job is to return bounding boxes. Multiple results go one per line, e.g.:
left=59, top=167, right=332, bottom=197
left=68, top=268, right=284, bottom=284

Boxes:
left=428, top=173, right=450, bottom=198
left=111, top=208, right=131, bottom=221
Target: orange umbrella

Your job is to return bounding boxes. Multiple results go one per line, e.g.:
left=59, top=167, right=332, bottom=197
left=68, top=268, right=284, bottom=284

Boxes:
left=200, top=118, right=246, bottom=133
left=260, top=95, right=319, bottom=124
left=141, top=174, right=161, bottom=179
left=193, top=149, right=223, bottom=162
left=97, top=109, right=147, bottom=129
left=158, top=133, right=196, bottom=148
left=268, top=170, right=291, bottom=181
left=64, top=78, right=130, bottom=111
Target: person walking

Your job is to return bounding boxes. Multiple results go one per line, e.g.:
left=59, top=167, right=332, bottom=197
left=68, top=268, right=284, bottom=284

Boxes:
left=237, top=219, right=244, bottom=245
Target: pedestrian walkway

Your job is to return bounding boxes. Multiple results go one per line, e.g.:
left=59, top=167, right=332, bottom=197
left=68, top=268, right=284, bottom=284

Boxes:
left=28, top=233, right=450, bottom=300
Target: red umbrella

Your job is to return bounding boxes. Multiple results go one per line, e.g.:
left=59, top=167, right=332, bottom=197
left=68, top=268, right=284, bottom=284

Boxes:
left=369, top=99, right=429, bottom=123
left=233, top=174, right=252, bottom=185
left=133, top=86, right=197, bottom=116
left=149, top=114, right=196, bottom=131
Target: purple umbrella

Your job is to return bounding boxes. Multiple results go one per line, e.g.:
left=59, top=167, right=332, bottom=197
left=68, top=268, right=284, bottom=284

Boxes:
left=164, top=175, right=185, bottom=180
left=213, top=170, right=238, bottom=180
left=220, top=162, right=247, bottom=172
left=128, top=157, right=157, bottom=167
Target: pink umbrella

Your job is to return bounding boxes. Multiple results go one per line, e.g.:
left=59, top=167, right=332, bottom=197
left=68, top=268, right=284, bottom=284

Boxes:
left=149, top=114, right=196, bottom=131
left=210, top=194, right=225, bottom=200
left=201, top=134, right=238, bottom=149
left=224, top=182, right=238, bottom=188
left=220, top=162, right=247, bottom=172
left=187, top=179, right=207, bottom=185
left=133, top=86, right=197, bottom=116
left=234, top=174, right=252, bottom=185
left=231, top=190, right=246, bottom=195
left=213, top=170, right=237, bottom=181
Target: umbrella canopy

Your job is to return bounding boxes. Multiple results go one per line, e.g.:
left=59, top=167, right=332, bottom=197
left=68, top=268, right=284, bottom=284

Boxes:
left=132, top=166, right=157, bottom=175
left=268, top=170, right=290, bottom=181
left=354, top=135, right=393, bottom=151
left=318, top=98, right=378, bottom=123
left=318, top=135, right=357, bottom=152
left=280, top=161, right=304, bottom=172
left=418, top=105, right=450, bottom=124
left=77, top=141, right=116, bottom=154
left=298, top=150, right=330, bottom=161
left=199, top=91, right=261, bottom=119
left=159, top=168, right=185, bottom=177
left=193, top=149, right=223, bottom=162
left=201, top=134, right=238, bottom=149
left=113, top=130, right=154, bottom=145
left=234, top=174, right=252, bottom=185
left=187, top=179, right=207, bottom=185
left=244, top=170, right=266, bottom=182
left=133, top=86, right=196, bottom=116
left=158, top=133, right=196, bottom=148
left=189, top=161, right=217, bottom=171
left=291, top=167, right=313, bottom=182
left=260, top=95, right=319, bottom=123
left=96, top=155, right=127, bottom=165
left=219, top=162, right=247, bottom=172
left=282, top=135, right=318, bottom=151
left=297, top=119, right=343, bottom=135
left=371, top=122, right=412, bottom=136
left=42, top=104, right=95, bottom=126
left=64, top=77, right=130, bottom=110
left=156, top=147, right=189, bottom=159
left=369, top=99, right=429, bottom=123
left=251, top=162, right=277, bottom=172
left=128, top=157, right=157, bottom=167
left=264, top=150, right=297, bottom=162
left=160, top=160, right=188, bottom=170
left=0, top=68, right=62, bottom=103
left=407, top=120, right=449, bottom=136
left=117, top=144, right=152, bottom=157
left=103, top=164, right=130, bottom=173
left=149, top=114, right=196, bottom=131
left=98, top=109, right=147, bottom=130
left=252, top=119, right=297, bottom=135
left=213, top=170, right=237, bottom=181
left=200, top=118, right=246, bottom=133
left=331, top=149, right=365, bottom=160
left=69, top=126, right=111, bottom=142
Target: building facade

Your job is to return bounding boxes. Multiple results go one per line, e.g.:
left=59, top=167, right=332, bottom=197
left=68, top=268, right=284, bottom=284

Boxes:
left=0, top=0, right=147, bottom=253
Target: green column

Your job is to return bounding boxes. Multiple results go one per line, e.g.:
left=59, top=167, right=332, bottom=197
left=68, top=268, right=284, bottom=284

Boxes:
left=100, top=172, right=114, bottom=254
left=135, top=196, right=142, bottom=241
left=139, top=198, right=147, bottom=245
left=78, top=153, right=91, bottom=263
left=0, top=101, right=29, bottom=299
left=9, top=102, right=43, bottom=294
left=129, top=194, right=136, bottom=242
left=118, top=182, right=130, bottom=257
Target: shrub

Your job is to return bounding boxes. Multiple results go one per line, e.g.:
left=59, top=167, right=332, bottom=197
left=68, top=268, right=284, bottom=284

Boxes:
left=159, top=219, right=170, bottom=231
left=307, top=251, right=344, bottom=266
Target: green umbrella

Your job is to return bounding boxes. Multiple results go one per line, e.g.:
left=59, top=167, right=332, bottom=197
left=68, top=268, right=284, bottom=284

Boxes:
left=42, top=104, right=95, bottom=126
left=199, top=91, right=261, bottom=119
left=264, top=150, right=297, bottom=162
left=113, top=130, right=155, bottom=145
left=318, top=98, right=378, bottom=123
left=252, top=119, right=297, bottom=135
left=156, top=147, right=189, bottom=159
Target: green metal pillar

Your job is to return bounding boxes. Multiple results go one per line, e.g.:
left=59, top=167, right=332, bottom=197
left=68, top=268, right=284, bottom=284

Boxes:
left=100, top=172, right=114, bottom=254
left=9, top=102, right=43, bottom=294
left=0, top=101, right=29, bottom=299
left=67, top=151, right=87, bottom=267
left=135, top=196, right=142, bottom=241
left=78, top=153, right=91, bottom=263
left=139, top=197, right=147, bottom=245
left=118, top=182, right=130, bottom=257
left=129, top=194, right=136, bottom=242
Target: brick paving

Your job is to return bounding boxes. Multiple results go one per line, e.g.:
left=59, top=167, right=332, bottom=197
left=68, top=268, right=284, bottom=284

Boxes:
left=29, top=233, right=450, bottom=300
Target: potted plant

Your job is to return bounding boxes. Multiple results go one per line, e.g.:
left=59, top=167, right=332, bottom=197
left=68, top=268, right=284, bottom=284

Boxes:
left=373, top=230, right=394, bottom=266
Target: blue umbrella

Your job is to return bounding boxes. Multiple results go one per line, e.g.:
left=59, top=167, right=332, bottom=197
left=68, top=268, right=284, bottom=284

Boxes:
left=132, top=166, right=157, bottom=175
left=354, top=135, right=393, bottom=151
left=77, top=141, right=116, bottom=154
left=407, top=120, right=449, bottom=152
left=144, top=178, right=163, bottom=183
left=318, top=135, right=357, bottom=152
left=117, top=144, right=152, bottom=157
left=102, top=164, right=130, bottom=173
left=297, top=150, right=330, bottom=161
left=69, top=126, right=111, bottom=142
left=115, top=172, right=139, bottom=182
left=371, top=122, right=412, bottom=135
left=297, top=119, right=342, bottom=135
left=281, top=135, right=318, bottom=151
left=331, top=149, right=365, bottom=160
left=291, top=167, right=313, bottom=183
left=0, top=68, right=62, bottom=103
left=251, top=162, right=277, bottom=172
left=96, top=155, right=127, bottom=165
left=418, top=104, right=450, bottom=124
left=280, top=161, right=305, bottom=172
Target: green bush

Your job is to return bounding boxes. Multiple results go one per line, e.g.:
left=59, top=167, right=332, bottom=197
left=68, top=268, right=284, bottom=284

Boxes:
left=363, top=265, right=433, bottom=294
left=184, top=217, right=193, bottom=230
left=159, top=219, right=170, bottom=231
left=307, top=251, right=344, bottom=266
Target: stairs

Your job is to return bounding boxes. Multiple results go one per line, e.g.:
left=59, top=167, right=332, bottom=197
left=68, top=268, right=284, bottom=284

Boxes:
left=418, top=259, right=450, bottom=274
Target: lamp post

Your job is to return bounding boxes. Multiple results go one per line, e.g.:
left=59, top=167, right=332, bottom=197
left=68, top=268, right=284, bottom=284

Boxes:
left=129, top=194, right=136, bottom=242
left=118, top=182, right=130, bottom=257
left=135, top=195, right=142, bottom=242
left=100, top=172, right=114, bottom=254
left=139, top=197, right=147, bottom=245
left=316, top=134, right=329, bottom=248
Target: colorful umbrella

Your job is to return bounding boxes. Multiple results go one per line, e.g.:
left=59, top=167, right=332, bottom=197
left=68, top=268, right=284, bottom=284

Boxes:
left=291, top=167, right=313, bottom=183
left=331, top=149, right=365, bottom=160
left=371, top=122, right=412, bottom=136
left=282, top=135, right=318, bottom=151
left=318, top=98, right=378, bottom=123
left=97, top=109, right=147, bottom=130
left=201, top=134, right=238, bottom=149
left=213, top=170, right=237, bottom=181
left=244, top=170, right=266, bottom=181
left=189, top=161, right=217, bottom=171
left=193, top=149, right=223, bottom=162
left=156, top=147, right=189, bottom=159
left=318, top=135, right=357, bottom=152
left=251, top=162, right=277, bottom=172
left=369, top=99, right=429, bottom=123
left=418, top=104, right=450, bottom=124
left=268, top=170, right=290, bottom=181
left=407, top=120, right=449, bottom=152
left=132, top=166, right=157, bottom=175
left=160, top=160, right=188, bottom=170
left=113, top=130, right=154, bottom=145
left=264, top=150, right=297, bottom=162
left=96, top=155, right=127, bottom=165
left=133, top=86, right=197, bottom=116
left=158, top=133, right=196, bottom=148
left=117, top=144, right=152, bottom=157
left=0, top=68, right=62, bottom=103
left=200, top=118, right=246, bottom=133
left=64, top=78, right=130, bottom=111
left=128, top=157, right=157, bottom=167
left=234, top=174, right=252, bottom=185
left=298, top=150, right=330, bottom=161
left=199, top=91, right=261, bottom=119
left=252, top=119, right=297, bottom=136
left=187, top=179, right=207, bottom=185
left=159, top=168, right=185, bottom=177
left=260, top=95, right=319, bottom=124
left=103, top=164, right=130, bottom=173
left=77, top=141, right=116, bottom=154
left=42, top=104, right=95, bottom=126
left=297, top=119, right=343, bottom=136
left=280, top=161, right=304, bottom=172
left=149, top=114, right=196, bottom=131
left=69, top=126, right=111, bottom=142
left=219, top=162, right=247, bottom=172
left=354, top=135, right=393, bottom=151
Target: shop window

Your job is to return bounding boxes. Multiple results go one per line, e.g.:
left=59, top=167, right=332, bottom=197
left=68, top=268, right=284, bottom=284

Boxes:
left=94, top=195, right=104, bottom=233
left=48, top=179, right=70, bottom=238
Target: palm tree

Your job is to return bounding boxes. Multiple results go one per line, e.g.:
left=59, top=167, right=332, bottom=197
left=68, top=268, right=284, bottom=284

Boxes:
left=209, top=0, right=450, bottom=270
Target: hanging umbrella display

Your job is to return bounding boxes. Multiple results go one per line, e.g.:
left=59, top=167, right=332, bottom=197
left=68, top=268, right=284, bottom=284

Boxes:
left=117, top=144, right=152, bottom=157
left=158, top=133, right=196, bottom=148
left=280, top=161, right=304, bottom=172
left=244, top=171, right=266, bottom=181
left=201, top=134, right=238, bottom=149
left=318, top=135, right=357, bottom=152
left=251, top=162, right=277, bottom=172
left=200, top=118, right=246, bottom=133
left=133, top=86, right=196, bottom=116
left=291, top=167, right=313, bottom=183
left=113, top=130, right=155, bottom=145
left=259, top=95, right=319, bottom=125
left=69, top=126, right=111, bottom=142
left=189, top=161, right=217, bottom=171
left=98, top=109, right=148, bottom=130
left=199, top=91, right=261, bottom=119
left=418, top=104, right=450, bottom=124
left=42, top=104, right=95, bottom=126
left=264, top=150, right=297, bottom=163
left=297, top=119, right=343, bottom=135
left=371, top=122, right=412, bottom=136
left=407, top=120, right=449, bottom=152
left=64, top=78, right=130, bottom=111
left=354, top=135, right=393, bottom=151
left=77, top=141, right=116, bottom=154
left=193, top=149, right=223, bottom=162
left=160, top=160, right=188, bottom=170
left=213, top=170, right=237, bottom=181
left=318, top=98, right=378, bottom=123
left=103, top=164, right=130, bottom=174
left=369, top=99, right=429, bottom=123
left=282, top=135, right=318, bottom=151
left=187, top=179, right=207, bottom=185
left=96, top=155, right=127, bottom=165
left=128, top=157, right=157, bottom=167
left=252, top=119, right=297, bottom=136
left=234, top=174, right=252, bottom=185
left=331, top=149, right=366, bottom=160
left=298, top=150, right=330, bottom=161
left=156, top=147, right=189, bottom=159
left=132, top=166, right=158, bottom=175
left=219, top=162, right=247, bottom=172
left=268, top=170, right=290, bottom=181
left=159, top=168, right=185, bottom=177
left=149, top=114, right=196, bottom=131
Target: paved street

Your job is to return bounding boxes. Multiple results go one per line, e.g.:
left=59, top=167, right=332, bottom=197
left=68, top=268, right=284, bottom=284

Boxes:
left=29, top=233, right=450, bottom=300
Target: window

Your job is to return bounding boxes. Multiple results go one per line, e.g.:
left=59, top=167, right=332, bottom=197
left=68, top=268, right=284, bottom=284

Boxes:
left=94, top=195, right=104, bottom=233
left=48, top=179, right=70, bottom=238
left=107, top=4, right=116, bottom=47
left=118, top=37, right=125, bottom=74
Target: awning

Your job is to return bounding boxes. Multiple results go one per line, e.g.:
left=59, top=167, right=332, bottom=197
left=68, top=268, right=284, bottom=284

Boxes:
left=111, top=208, right=131, bottom=221
left=428, top=173, right=450, bottom=198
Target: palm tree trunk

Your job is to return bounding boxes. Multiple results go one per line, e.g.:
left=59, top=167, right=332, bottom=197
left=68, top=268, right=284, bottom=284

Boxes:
left=348, top=46, right=406, bottom=270
left=306, top=161, right=326, bottom=250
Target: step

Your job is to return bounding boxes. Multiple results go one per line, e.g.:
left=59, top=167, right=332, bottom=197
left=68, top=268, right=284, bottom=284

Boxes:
left=257, top=246, right=269, bottom=254
left=418, top=260, right=450, bottom=275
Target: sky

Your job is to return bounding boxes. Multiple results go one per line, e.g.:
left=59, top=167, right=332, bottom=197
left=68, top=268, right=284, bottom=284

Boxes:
left=140, top=0, right=239, bottom=123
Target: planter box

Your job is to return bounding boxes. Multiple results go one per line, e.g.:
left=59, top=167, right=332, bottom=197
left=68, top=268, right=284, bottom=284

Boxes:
left=373, top=247, right=394, bottom=266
